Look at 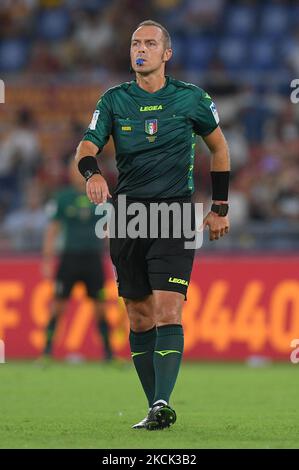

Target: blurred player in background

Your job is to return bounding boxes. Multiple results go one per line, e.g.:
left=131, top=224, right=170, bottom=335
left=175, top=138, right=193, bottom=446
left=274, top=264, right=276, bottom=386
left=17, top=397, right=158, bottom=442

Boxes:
left=40, top=160, right=114, bottom=363
left=75, top=20, right=230, bottom=430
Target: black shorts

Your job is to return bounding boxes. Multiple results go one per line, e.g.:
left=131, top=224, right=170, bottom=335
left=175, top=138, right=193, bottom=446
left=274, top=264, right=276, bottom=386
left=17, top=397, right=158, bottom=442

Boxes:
left=109, top=196, right=196, bottom=300
left=55, top=252, right=105, bottom=300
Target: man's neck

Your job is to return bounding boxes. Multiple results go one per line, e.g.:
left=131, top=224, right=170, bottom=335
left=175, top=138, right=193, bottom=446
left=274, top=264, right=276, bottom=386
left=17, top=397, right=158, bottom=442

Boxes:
left=135, top=73, right=166, bottom=94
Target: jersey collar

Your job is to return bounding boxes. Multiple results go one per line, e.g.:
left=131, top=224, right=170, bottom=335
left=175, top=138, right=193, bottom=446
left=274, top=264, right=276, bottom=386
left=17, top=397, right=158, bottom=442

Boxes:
left=130, top=75, right=170, bottom=97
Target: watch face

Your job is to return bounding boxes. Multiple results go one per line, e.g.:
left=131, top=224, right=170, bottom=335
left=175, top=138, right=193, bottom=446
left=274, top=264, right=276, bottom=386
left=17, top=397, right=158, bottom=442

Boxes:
left=212, top=204, right=229, bottom=216
left=218, top=205, right=228, bottom=216
left=84, top=170, right=93, bottom=180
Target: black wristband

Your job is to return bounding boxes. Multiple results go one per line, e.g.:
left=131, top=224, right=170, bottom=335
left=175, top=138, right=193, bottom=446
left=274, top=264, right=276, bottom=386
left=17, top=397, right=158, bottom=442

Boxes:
left=78, top=156, right=101, bottom=181
left=211, top=171, right=230, bottom=201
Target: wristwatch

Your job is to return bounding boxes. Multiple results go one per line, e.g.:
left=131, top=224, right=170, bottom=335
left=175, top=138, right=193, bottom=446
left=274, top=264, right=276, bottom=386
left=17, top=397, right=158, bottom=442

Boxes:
left=211, top=203, right=229, bottom=217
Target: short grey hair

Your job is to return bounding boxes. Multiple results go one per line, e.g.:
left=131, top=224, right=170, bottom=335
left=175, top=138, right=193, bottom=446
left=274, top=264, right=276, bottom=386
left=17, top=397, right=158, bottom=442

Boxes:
left=135, top=20, right=172, bottom=49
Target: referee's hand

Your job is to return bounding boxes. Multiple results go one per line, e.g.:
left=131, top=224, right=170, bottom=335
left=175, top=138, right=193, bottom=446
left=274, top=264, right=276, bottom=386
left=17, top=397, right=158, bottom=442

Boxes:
left=86, top=174, right=111, bottom=205
left=202, top=212, right=230, bottom=241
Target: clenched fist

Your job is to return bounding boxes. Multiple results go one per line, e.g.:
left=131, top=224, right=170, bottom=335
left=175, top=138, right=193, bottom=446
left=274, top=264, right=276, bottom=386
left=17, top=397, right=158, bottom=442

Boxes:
left=202, top=212, right=230, bottom=241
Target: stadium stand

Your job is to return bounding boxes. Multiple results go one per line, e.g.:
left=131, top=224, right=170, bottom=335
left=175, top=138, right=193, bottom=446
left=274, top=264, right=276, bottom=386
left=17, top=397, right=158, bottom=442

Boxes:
left=0, top=0, right=298, bottom=252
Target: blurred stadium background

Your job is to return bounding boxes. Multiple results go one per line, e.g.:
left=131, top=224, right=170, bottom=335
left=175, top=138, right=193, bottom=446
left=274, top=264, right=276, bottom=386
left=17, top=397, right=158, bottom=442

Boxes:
left=1, top=0, right=299, bottom=253
left=0, top=0, right=299, bottom=449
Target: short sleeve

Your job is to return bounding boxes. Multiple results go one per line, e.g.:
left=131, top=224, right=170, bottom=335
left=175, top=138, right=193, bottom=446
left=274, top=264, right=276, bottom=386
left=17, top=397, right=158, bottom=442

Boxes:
left=82, top=92, right=113, bottom=150
left=190, top=88, right=220, bottom=137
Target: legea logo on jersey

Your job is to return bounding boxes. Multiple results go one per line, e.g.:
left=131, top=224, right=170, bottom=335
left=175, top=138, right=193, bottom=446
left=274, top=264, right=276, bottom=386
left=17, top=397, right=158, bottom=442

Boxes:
left=140, top=105, right=163, bottom=112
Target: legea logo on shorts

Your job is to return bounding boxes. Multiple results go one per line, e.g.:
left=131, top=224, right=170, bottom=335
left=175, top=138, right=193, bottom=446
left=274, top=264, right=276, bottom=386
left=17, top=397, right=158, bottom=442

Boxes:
left=0, top=340, right=5, bottom=363
left=168, top=277, right=188, bottom=286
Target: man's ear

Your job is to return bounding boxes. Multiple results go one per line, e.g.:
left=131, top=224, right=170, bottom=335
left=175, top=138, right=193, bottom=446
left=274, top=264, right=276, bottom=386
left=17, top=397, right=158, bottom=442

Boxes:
left=163, top=48, right=173, bottom=63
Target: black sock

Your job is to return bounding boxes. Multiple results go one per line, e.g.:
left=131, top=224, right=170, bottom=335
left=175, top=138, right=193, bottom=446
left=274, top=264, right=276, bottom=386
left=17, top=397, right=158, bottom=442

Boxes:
left=129, top=327, right=156, bottom=408
left=44, top=316, right=58, bottom=355
left=153, top=324, right=184, bottom=405
left=97, top=319, right=113, bottom=360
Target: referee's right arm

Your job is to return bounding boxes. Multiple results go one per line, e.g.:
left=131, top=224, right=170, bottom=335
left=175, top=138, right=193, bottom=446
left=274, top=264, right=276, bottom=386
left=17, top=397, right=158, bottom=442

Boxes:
left=75, top=140, right=111, bottom=205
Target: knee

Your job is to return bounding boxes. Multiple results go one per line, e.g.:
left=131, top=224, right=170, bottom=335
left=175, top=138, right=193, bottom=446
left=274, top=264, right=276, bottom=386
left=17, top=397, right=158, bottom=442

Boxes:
left=153, top=292, right=184, bottom=327
left=124, top=298, right=155, bottom=332
left=131, top=316, right=155, bottom=332
left=156, top=307, right=182, bottom=327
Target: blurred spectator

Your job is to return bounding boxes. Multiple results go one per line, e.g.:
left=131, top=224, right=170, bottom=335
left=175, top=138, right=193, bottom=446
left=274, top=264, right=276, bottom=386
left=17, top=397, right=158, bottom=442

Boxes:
left=226, top=185, right=250, bottom=230
left=0, top=108, right=40, bottom=172
left=0, top=1, right=38, bottom=39
left=28, top=42, right=64, bottom=74
left=238, top=87, right=275, bottom=145
left=73, top=10, right=115, bottom=65
left=0, top=108, right=41, bottom=209
left=183, top=0, right=224, bottom=33
left=285, top=30, right=299, bottom=76
left=222, top=121, right=249, bottom=170
left=2, top=183, right=48, bottom=251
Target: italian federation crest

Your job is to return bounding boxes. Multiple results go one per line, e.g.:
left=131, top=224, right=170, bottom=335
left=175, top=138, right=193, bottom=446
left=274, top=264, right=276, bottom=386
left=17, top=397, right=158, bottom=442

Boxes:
left=145, top=119, right=158, bottom=135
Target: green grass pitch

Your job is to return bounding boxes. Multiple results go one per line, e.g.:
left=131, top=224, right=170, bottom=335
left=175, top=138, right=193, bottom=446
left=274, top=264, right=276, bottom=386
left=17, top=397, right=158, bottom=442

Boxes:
left=0, top=361, right=298, bottom=449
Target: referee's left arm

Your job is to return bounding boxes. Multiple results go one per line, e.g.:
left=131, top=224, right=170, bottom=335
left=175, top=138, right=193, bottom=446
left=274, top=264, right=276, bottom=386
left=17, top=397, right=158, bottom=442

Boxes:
left=202, top=126, right=230, bottom=241
left=204, top=126, right=230, bottom=173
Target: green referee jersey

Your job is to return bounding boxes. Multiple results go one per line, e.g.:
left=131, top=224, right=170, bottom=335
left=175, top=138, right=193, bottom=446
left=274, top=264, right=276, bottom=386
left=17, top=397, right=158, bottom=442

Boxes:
left=83, top=76, right=220, bottom=199
left=47, top=186, right=102, bottom=253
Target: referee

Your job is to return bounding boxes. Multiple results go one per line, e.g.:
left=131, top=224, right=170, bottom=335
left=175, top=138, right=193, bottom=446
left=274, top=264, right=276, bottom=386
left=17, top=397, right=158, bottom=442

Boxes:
left=41, top=160, right=113, bottom=363
left=75, top=20, right=230, bottom=430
